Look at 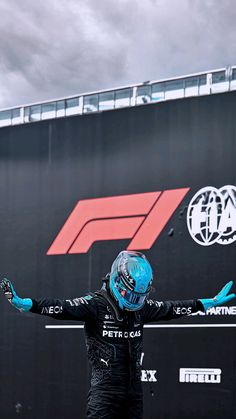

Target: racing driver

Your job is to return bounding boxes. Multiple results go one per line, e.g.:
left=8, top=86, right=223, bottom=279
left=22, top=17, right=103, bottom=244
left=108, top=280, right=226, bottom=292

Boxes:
left=1, top=250, right=235, bottom=419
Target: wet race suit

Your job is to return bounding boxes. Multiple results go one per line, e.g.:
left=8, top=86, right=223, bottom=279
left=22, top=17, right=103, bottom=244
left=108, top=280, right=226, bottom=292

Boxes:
left=30, top=283, right=204, bottom=419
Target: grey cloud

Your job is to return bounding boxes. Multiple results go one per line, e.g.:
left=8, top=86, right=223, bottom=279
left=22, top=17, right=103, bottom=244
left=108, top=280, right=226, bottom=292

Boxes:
left=0, top=0, right=235, bottom=108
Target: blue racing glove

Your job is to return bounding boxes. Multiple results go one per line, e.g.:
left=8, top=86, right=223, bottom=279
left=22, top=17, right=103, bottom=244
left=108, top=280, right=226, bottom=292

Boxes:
left=0, top=278, right=32, bottom=312
left=199, top=281, right=235, bottom=311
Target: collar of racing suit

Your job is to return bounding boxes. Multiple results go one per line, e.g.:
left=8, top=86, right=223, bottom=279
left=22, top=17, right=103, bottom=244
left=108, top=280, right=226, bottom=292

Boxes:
left=95, top=283, right=124, bottom=323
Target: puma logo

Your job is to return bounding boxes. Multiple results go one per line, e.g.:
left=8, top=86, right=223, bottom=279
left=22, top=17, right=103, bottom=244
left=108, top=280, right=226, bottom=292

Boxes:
left=101, top=358, right=109, bottom=367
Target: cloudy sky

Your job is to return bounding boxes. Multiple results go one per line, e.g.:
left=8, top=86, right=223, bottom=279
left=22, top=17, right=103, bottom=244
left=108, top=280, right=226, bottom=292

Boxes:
left=0, top=0, right=236, bottom=109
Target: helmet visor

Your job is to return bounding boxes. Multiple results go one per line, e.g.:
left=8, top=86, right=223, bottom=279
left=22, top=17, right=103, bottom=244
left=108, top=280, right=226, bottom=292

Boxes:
left=114, top=276, right=148, bottom=306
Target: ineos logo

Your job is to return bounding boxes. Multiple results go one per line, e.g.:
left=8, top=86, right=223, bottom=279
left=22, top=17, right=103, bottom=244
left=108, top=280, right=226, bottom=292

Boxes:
left=173, top=307, right=192, bottom=315
left=187, top=185, right=236, bottom=246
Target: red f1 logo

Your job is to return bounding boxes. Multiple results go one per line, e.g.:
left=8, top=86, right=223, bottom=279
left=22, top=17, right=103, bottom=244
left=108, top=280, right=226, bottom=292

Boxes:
left=47, top=188, right=189, bottom=255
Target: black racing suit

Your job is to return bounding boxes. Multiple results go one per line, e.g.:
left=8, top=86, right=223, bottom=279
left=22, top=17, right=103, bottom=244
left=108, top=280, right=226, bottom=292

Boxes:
left=30, top=284, right=203, bottom=419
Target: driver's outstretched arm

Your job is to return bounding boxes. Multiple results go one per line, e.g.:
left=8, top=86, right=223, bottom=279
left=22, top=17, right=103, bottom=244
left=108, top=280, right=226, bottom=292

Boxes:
left=143, top=281, right=235, bottom=323
left=0, top=278, right=97, bottom=321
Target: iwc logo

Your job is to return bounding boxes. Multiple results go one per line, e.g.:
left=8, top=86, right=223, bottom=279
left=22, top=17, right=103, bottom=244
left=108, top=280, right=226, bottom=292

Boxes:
left=187, top=185, right=236, bottom=246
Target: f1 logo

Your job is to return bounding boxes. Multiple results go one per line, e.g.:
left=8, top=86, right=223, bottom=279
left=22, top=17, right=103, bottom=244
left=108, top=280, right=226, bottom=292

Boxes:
left=47, top=188, right=189, bottom=254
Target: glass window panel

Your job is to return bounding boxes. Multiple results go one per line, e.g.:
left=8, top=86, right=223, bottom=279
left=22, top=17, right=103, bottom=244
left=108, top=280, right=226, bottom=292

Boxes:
left=29, top=105, right=41, bottom=122
left=24, top=107, right=30, bottom=122
left=42, top=102, right=56, bottom=113
left=12, top=108, right=20, bottom=118
left=99, top=91, right=115, bottom=110
left=136, top=86, right=151, bottom=104
left=211, top=70, right=229, bottom=93
left=151, top=83, right=165, bottom=101
left=66, top=98, right=79, bottom=108
left=66, top=97, right=80, bottom=115
left=165, top=79, right=184, bottom=91
left=56, top=100, right=65, bottom=110
left=99, top=91, right=114, bottom=101
left=212, top=71, right=226, bottom=84
left=137, top=86, right=151, bottom=96
left=115, top=88, right=131, bottom=108
left=230, top=69, right=236, bottom=90
left=30, top=105, right=41, bottom=114
left=0, top=110, right=11, bottom=126
left=12, top=108, right=21, bottom=125
left=184, top=77, right=199, bottom=88
left=184, top=76, right=200, bottom=97
left=83, top=94, right=98, bottom=113
left=164, top=79, right=184, bottom=99
left=198, top=74, right=209, bottom=95
left=42, top=102, right=56, bottom=120
left=152, top=82, right=165, bottom=93
left=199, top=74, right=207, bottom=86
left=56, top=100, right=65, bottom=117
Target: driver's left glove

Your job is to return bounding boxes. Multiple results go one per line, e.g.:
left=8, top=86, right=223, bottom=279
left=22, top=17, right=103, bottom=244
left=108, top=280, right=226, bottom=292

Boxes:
left=199, top=281, right=235, bottom=311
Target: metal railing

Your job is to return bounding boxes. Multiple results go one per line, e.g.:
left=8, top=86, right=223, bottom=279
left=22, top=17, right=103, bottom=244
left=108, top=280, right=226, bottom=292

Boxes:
left=0, top=66, right=236, bottom=128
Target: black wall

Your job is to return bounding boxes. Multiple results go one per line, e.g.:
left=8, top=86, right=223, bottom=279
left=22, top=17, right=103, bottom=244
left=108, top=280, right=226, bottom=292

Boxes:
left=0, top=91, right=235, bottom=418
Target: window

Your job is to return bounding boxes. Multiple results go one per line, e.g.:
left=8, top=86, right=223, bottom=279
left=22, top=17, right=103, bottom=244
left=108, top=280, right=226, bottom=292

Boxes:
left=136, top=86, right=151, bottom=104
left=151, top=82, right=165, bottom=101
left=184, top=77, right=199, bottom=88
left=83, top=94, right=98, bottom=113
left=115, top=89, right=131, bottom=108
left=12, top=108, right=21, bottom=125
left=0, top=110, right=12, bottom=126
left=56, top=100, right=65, bottom=117
left=99, top=91, right=115, bottom=111
left=29, top=105, right=41, bottom=122
left=184, top=76, right=200, bottom=97
left=212, top=71, right=225, bottom=84
left=199, top=74, right=207, bottom=86
left=42, top=102, right=56, bottom=120
left=165, top=79, right=183, bottom=91
left=66, top=97, right=80, bottom=116
left=165, top=79, right=184, bottom=99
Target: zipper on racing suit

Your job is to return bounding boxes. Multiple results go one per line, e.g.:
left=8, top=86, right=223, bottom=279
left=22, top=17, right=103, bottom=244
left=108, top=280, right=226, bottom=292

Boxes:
left=126, top=314, right=133, bottom=387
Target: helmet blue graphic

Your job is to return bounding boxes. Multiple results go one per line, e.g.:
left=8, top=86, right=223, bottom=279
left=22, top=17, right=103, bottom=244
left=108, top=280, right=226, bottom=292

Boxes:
left=109, top=250, right=153, bottom=311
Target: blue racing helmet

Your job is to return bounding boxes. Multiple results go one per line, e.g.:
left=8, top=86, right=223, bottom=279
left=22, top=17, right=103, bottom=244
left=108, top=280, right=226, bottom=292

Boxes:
left=109, top=250, right=153, bottom=311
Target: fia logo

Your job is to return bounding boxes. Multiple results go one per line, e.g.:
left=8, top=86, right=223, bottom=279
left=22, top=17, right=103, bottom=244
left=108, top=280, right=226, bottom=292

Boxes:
left=187, top=185, right=236, bottom=246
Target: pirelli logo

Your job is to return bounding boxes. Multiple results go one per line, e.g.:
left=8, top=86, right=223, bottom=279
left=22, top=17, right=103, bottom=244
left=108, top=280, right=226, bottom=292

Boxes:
left=47, top=188, right=189, bottom=255
left=179, top=368, right=222, bottom=384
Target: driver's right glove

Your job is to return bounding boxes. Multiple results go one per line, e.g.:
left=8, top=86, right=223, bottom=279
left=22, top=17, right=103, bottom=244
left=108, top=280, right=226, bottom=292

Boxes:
left=0, top=278, right=32, bottom=312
